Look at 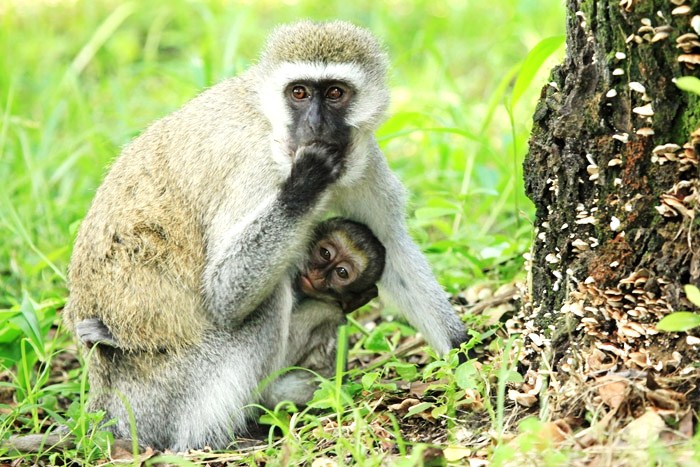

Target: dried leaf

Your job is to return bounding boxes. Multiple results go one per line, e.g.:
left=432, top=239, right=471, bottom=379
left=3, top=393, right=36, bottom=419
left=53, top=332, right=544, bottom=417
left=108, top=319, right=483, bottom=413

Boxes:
left=388, top=398, right=421, bottom=414
left=409, top=379, right=449, bottom=397
left=646, top=388, right=685, bottom=411
left=312, top=457, right=337, bottom=467
left=596, top=377, right=628, bottom=410
left=456, top=388, right=484, bottom=410
left=110, top=443, right=137, bottom=461
left=511, top=420, right=570, bottom=451
left=679, top=410, right=694, bottom=438
left=508, top=389, right=537, bottom=407
left=368, top=418, right=395, bottom=451
left=535, top=421, right=571, bottom=446
left=444, top=446, right=472, bottom=462
left=622, top=409, right=666, bottom=446
left=587, top=348, right=618, bottom=371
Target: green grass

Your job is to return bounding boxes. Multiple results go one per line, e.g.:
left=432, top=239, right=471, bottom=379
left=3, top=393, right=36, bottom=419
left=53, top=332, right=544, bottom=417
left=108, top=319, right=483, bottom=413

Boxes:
left=0, top=0, right=566, bottom=464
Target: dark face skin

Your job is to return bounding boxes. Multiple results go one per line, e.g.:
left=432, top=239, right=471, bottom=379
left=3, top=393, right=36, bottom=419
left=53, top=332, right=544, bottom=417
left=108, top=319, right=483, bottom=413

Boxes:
left=286, top=80, right=354, bottom=155
left=297, top=230, right=379, bottom=314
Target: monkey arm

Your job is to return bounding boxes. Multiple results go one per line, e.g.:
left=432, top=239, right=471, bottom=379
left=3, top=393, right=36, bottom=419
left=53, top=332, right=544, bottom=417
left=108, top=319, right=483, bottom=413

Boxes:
left=204, top=200, right=315, bottom=327
left=332, top=150, right=467, bottom=355
left=203, top=143, right=345, bottom=326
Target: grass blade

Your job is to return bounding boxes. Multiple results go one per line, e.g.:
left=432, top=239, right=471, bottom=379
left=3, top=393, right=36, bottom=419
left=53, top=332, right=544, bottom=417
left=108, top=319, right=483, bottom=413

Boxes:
left=62, top=2, right=137, bottom=83
left=675, top=76, right=700, bottom=96
left=509, top=35, right=565, bottom=109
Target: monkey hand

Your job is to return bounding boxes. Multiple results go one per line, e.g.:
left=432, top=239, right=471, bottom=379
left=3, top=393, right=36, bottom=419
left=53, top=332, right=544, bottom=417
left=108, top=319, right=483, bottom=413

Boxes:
left=280, top=142, right=346, bottom=212
left=340, top=284, right=379, bottom=314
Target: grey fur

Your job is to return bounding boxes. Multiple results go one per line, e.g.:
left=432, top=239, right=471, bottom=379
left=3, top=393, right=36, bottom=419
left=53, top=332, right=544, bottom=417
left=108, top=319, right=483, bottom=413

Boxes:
left=76, top=318, right=118, bottom=348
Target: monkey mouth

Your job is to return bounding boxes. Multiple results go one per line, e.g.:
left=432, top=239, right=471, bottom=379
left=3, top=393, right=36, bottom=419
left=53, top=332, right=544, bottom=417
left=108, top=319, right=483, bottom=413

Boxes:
left=299, top=275, right=316, bottom=295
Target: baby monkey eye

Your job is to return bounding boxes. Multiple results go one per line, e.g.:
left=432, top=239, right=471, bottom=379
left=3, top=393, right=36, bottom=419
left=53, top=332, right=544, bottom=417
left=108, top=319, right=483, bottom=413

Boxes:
left=335, top=267, right=348, bottom=279
left=320, top=248, right=331, bottom=261
left=325, top=86, right=344, bottom=100
left=291, top=85, right=309, bottom=100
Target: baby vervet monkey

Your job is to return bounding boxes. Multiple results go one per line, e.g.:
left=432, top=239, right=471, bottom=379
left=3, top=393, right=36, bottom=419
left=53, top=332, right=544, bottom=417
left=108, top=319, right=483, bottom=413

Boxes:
left=62, top=20, right=466, bottom=450
left=273, top=217, right=385, bottom=407
left=78, top=217, right=386, bottom=390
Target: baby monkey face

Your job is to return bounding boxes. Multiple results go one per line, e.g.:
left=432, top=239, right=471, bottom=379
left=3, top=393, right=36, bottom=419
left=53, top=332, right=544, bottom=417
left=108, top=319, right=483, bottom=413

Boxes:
left=298, top=230, right=367, bottom=302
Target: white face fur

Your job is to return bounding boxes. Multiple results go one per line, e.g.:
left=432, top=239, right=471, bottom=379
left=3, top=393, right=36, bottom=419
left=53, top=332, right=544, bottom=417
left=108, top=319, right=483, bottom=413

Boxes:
left=258, top=61, right=390, bottom=180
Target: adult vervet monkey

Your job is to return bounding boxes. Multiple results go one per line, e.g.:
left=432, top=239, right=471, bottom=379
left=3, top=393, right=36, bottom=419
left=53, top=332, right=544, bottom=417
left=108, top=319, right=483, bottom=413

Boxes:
left=63, top=20, right=466, bottom=450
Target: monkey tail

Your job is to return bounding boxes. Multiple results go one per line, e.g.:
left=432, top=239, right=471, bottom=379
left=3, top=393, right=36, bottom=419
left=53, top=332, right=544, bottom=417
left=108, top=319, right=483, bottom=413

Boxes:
left=4, top=432, right=75, bottom=453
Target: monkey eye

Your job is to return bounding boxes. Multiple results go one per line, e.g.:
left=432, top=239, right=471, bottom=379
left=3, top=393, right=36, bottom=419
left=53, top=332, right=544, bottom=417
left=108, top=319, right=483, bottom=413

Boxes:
left=291, top=85, right=309, bottom=100
left=325, top=86, right=344, bottom=100
left=320, top=247, right=331, bottom=261
left=335, top=267, right=349, bottom=279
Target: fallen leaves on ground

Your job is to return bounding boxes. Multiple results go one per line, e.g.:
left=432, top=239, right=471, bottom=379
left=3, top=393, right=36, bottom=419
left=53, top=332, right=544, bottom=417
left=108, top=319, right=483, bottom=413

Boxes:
left=6, top=282, right=700, bottom=465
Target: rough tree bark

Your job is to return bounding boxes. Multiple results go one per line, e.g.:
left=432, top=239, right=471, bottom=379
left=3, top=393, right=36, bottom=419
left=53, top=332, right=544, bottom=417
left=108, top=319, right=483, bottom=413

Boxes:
left=520, top=0, right=700, bottom=423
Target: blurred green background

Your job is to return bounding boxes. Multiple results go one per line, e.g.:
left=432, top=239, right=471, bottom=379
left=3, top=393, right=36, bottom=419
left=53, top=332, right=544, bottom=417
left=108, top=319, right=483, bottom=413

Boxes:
left=0, top=0, right=566, bottom=460
left=0, top=0, right=565, bottom=364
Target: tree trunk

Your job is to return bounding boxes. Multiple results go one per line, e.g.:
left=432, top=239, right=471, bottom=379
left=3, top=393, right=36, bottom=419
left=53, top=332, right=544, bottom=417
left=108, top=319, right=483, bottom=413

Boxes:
left=521, top=0, right=700, bottom=421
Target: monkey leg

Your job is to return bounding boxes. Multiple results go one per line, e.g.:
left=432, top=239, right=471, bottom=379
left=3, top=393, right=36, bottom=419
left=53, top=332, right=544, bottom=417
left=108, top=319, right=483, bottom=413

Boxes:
left=87, top=284, right=295, bottom=452
left=262, top=300, right=343, bottom=408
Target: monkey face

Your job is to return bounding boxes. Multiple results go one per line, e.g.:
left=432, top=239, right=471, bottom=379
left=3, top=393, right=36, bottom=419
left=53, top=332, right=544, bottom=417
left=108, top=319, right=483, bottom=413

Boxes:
left=298, top=232, right=361, bottom=300
left=297, top=221, right=384, bottom=314
left=285, top=80, right=354, bottom=156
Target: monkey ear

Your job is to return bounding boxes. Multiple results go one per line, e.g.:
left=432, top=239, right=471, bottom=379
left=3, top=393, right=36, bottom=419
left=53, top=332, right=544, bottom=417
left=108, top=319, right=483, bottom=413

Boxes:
left=340, top=285, right=379, bottom=314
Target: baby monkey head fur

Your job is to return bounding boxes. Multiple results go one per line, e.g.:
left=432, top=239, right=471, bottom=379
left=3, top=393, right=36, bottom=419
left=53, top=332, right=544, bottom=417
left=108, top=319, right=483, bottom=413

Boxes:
left=298, top=218, right=386, bottom=313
